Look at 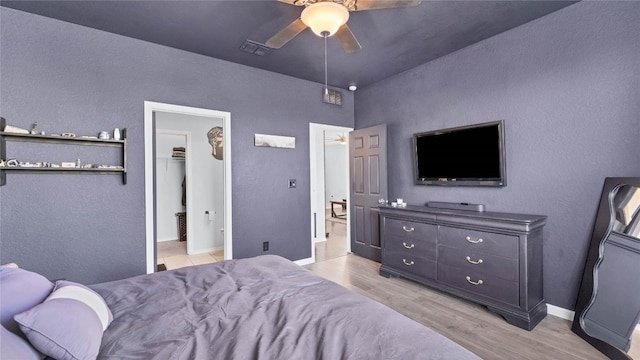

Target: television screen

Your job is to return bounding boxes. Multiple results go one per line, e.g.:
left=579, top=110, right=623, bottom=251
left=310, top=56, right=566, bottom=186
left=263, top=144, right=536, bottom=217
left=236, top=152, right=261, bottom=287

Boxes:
left=413, top=120, right=506, bottom=187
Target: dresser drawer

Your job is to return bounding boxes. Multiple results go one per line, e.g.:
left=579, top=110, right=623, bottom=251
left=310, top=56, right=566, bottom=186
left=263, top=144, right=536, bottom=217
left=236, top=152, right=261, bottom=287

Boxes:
left=383, top=251, right=437, bottom=280
left=385, top=234, right=436, bottom=260
left=438, top=226, right=518, bottom=259
left=437, top=245, right=518, bottom=282
left=384, top=218, right=437, bottom=240
left=437, top=263, right=519, bottom=306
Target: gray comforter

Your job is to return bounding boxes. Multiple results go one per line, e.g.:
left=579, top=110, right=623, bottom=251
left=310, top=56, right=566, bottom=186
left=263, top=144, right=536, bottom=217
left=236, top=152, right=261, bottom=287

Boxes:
left=91, top=255, right=479, bottom=359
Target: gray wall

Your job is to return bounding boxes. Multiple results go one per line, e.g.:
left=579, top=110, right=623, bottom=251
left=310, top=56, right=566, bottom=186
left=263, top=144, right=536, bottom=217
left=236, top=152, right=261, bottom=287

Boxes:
left=354, top=2, right=640, bottom=309
left=0, top=8, right=354, bottom=284
left=324, top=143, right=348, bottom=205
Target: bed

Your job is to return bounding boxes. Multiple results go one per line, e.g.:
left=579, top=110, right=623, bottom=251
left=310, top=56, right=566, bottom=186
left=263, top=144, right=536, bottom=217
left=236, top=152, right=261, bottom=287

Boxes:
left=1, top=255, right=479, bottom=359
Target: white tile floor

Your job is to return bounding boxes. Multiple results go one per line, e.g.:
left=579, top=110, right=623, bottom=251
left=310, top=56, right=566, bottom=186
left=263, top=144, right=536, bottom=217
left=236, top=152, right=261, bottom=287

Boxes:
left=157, top=240, right=223, bottom=270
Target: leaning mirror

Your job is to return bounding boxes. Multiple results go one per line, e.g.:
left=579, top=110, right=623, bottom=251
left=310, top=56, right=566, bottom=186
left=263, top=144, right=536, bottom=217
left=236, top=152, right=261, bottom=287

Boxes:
left=572, top=177, right=640, bottom=360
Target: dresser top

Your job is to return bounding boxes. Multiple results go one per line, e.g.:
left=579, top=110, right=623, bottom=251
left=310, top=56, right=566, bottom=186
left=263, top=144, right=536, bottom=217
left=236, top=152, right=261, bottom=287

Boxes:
left=379, top=204, right=547, bottom=232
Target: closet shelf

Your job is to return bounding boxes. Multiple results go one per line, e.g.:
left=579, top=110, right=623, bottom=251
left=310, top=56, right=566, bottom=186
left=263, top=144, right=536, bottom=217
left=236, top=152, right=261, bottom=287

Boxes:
left=157, top=156, right=185, bottom=161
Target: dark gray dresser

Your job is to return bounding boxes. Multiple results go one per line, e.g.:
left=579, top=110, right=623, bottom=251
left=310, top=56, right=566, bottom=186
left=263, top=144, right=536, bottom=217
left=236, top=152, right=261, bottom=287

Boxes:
left=379, top=205, right=547, bottom=330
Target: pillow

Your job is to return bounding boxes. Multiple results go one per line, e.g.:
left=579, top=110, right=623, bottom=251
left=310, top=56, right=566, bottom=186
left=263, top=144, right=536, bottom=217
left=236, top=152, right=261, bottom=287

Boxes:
left=0, top=266, right=54, bottom=335
left=14, top=280, right=113, bottom=360
left=0, top=325, right=42, bottom=360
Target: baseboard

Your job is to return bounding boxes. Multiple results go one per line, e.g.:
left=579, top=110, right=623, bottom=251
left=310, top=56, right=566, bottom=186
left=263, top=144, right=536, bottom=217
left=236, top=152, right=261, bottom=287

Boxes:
left=188, top=247, right=219, bottom=255
left=157, top=236, right=178, bottom=242
left=547, top=304, right=575, bottom=321
left=294, top=257, right=314, bottom=266
left=533, top=305, right=638, bottom=333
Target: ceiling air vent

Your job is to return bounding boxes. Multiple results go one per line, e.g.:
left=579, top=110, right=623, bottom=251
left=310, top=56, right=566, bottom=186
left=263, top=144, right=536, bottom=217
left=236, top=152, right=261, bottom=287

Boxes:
left=240, top=40, right=271, bottom=56
left=322, top=88, right=342, bottom=106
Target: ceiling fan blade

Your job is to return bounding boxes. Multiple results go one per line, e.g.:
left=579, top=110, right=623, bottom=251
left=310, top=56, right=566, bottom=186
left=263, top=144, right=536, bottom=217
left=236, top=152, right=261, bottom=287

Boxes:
left=277, top=0, right=308, bottom=5
left=352, top=0, right=422, bottom=11
left=335, top=24, right=362, bottom=53
left=265, top=18, right=308, bottom=49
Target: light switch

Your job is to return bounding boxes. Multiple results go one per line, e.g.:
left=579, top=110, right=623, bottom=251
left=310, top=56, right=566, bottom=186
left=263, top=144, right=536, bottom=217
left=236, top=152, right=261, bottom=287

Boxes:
left=288, top=179, right=296, bottom=188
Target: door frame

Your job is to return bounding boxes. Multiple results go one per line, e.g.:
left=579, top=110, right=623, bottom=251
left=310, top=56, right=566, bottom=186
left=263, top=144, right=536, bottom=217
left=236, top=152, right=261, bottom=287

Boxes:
left=144, top=101, right=232, bottom=273
left=309, top=123, right=352, bottom=263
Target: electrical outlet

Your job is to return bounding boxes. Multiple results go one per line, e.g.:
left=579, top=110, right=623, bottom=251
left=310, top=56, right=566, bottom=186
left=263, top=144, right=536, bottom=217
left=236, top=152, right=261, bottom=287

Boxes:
left=263, top=241, right=269, bottom=251
left=288, top=179, right=296, bottom=188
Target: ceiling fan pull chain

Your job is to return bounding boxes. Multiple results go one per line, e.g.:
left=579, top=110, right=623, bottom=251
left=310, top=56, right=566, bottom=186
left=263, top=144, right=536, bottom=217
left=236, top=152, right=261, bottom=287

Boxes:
left=324, top=32, right=329, bottom=95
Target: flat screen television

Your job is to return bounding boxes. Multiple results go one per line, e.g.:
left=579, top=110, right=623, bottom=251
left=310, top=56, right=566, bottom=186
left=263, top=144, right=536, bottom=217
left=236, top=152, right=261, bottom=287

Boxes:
left=413, top=120, right=506, bottom=187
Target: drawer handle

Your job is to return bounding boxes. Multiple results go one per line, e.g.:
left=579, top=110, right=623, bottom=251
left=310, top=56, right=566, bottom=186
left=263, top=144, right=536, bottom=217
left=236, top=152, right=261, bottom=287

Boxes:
left=402, top=226, right=415, bottom=232
left=466, top=276, right=484, bottom=285
left=402, top=259, right=415, bottom=266
left=402, top=242, right=415, bottom=249
left=465, top=236, right=483, bottom=244
left=465, top=256, right=483, bottom=265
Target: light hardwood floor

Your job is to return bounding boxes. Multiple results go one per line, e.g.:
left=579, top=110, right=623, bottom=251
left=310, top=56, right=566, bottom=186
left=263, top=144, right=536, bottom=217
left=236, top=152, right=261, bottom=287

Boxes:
left=158, top=211, right=637, bottom=359
left=315, top=214, right=349, bottom=262
left=305, top=254, right=638, bottom=360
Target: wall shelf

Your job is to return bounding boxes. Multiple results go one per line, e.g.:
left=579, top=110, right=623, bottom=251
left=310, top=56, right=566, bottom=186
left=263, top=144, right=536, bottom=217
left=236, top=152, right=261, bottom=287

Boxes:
left=0, top=117, right=127, bottom=185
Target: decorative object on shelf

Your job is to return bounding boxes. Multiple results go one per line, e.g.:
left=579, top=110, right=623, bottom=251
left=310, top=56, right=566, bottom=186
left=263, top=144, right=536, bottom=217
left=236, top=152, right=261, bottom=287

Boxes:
left=61, top=133, right=76, bottom=138
left=254, top=134, right=295, bottom=149
left=61, top=162, right=76, bottom=168
left=113, top=128, right=121, bottom=141
left=395, top=198, right=407, bottom=208
left=207, top=127, right=223, bottom=160
left=6, top=159, right=18, bottom=167
left=3, top=125, right=29, bottom=134
left=30, top=123, right=38, bottom=135
left=98, top=131, right=110, bottom=140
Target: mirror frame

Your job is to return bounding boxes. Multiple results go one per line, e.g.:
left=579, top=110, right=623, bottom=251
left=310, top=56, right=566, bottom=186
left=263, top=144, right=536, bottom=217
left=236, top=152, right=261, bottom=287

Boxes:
left=572, top=177, right=640, bottom=360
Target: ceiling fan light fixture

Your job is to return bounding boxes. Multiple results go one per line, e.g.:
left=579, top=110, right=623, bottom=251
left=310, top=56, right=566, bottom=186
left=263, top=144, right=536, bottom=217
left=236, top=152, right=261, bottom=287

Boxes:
left=301, top=2, right=349, bottom=37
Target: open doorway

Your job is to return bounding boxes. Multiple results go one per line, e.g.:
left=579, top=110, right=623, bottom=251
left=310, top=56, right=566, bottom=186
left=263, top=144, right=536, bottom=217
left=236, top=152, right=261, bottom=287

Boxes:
left=144, top=102, right=232, bottom=274
left=309, top=123, right=352, bottom=263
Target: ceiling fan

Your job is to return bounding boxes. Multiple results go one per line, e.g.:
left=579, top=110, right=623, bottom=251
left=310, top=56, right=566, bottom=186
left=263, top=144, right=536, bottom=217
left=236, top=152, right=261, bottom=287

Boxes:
left=266, top=0, right=422, bottom=53
left=324, top=133, right=348, bottom=144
